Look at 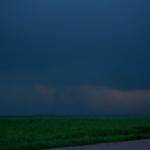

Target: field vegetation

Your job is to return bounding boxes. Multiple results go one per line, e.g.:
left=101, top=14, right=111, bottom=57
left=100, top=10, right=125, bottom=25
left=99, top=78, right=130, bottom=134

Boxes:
left=0, top=117, right=150, bottom=150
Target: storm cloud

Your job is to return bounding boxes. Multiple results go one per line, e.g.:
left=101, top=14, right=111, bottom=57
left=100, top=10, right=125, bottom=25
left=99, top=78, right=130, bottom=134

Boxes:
left=0, top=0, right=150, bottom=115
left=0, top=84, right=150, bottom=116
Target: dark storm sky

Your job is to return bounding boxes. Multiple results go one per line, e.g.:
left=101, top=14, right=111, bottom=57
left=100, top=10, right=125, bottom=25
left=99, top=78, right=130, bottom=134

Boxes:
left=0, top=0, right=150, bottom=116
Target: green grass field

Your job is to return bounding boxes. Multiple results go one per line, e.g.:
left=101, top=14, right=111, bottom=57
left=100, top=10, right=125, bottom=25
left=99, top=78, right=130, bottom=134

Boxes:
left=1, top=117, right=150, bottom=150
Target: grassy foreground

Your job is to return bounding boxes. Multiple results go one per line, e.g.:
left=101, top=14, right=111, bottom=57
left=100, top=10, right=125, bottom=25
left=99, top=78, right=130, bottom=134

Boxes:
left=1, top=117, right=150, bottom=150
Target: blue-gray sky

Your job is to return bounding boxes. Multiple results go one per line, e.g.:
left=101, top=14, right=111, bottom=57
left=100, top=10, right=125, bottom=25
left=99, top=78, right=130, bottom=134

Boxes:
left=0, top=0, right=150, bottom=116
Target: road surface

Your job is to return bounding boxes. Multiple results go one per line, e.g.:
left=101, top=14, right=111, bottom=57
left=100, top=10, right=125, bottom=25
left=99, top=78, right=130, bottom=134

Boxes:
left=45, top=139, right=150, bottom=150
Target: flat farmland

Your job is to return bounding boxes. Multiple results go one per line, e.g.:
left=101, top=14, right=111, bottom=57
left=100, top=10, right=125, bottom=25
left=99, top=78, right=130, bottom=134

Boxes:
left=0, top=117, right=150, bottom=150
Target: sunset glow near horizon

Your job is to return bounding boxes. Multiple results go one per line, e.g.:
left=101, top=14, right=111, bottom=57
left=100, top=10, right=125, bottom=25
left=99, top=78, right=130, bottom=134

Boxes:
left=0, top=0, right=150, bottom=116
